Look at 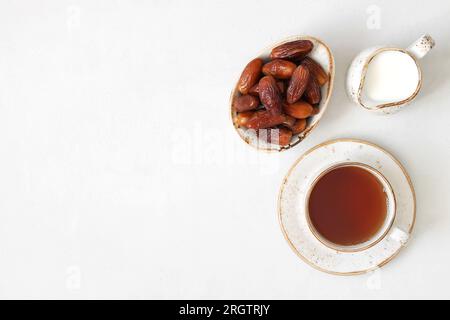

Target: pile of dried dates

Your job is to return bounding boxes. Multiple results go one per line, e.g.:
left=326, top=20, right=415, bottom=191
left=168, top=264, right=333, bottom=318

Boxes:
left=233, top=40, right=329, bottom=147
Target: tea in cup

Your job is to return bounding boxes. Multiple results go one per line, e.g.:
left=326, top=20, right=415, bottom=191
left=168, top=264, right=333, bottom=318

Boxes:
left=306, top=163, right=397, bottom=252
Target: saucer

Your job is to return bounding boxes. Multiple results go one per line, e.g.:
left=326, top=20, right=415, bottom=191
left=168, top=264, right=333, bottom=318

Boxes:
left=278, top=139, right=416, bottom=275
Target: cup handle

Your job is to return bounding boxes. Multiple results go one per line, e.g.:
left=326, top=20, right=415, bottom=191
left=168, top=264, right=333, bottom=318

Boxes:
left=389, top=227, right=410, bottom=246
left=406, top=34, right=435, bottom=60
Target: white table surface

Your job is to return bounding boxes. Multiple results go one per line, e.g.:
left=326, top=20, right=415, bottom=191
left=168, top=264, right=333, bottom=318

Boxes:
left=0, top=0, right=449, bottom=300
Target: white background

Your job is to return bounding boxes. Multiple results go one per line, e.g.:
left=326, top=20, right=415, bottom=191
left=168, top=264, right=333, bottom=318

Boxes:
left=0, top=0, right=449, bottom=299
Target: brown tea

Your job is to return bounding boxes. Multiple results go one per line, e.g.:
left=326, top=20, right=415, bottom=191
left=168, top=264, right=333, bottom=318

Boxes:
left=308, top=165, right=387, bottom=246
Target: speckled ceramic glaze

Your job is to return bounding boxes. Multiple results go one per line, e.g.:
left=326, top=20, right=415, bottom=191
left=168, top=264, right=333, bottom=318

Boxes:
left=278, top=139, right=416, bottom=275
left=346, top=34, right=435, bottom=114
left=230, top=35, right=335, bottom=152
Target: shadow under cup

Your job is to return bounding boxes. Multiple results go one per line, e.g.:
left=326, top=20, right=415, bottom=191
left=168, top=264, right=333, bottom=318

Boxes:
left=305, top=163, right=396, bottom=252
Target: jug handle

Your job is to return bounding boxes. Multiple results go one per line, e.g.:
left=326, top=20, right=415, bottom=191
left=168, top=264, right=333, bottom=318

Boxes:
left=406, top=34, right=435, bottom=60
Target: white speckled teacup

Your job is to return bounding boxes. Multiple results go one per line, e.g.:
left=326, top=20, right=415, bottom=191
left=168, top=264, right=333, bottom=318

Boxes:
left=346, top=34, right=435, bottom=114
left=305, top=162, right=397, bottom=253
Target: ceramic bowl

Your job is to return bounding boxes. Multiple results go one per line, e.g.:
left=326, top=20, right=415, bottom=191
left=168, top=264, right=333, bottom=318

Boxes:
left=230, top=35, right=335, bottom=152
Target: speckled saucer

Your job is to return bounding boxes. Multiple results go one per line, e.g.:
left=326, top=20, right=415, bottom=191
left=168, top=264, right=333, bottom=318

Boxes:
left=278, top=139, right=416, bottom=275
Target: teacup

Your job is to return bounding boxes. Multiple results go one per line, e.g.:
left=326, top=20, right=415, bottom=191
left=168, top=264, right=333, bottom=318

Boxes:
left=305, top=162, right=403, bottom=252
left=346, top=34, right=435, bottom=114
